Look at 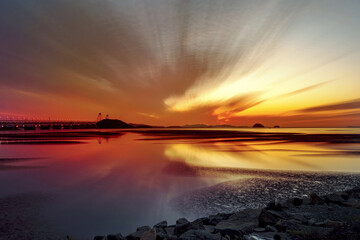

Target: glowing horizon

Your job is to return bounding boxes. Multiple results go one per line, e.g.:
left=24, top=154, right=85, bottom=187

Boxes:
left=0, top=0, right=359, bottom=127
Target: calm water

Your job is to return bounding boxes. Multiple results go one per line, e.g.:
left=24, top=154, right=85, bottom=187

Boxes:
left=0, top=128, right=360, bottom=239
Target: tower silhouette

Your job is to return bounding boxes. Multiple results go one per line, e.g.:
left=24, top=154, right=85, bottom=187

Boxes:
left=97, top=113, right=102, bottom=122
left=105, top=114, right=109, bottom=119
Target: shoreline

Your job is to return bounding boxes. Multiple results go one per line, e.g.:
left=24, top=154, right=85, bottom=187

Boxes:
left=88, top=187, right=360, bottom=240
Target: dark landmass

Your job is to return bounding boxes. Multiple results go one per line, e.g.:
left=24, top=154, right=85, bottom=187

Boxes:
left=96, top=119, right=134, bottom=129
left=90, top=187, right=360, bottom=240
left=274, top=125, right=280, bottom=128
left=253, top=123, right=265, bottom=128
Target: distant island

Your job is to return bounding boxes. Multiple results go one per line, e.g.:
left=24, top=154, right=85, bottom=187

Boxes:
left=96, top=119, right=134, bottom=129
left=252, top=123, right=265, bottom=128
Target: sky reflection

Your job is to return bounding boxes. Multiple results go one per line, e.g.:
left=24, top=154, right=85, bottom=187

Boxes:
left=0, top=129, right=360, bottom=239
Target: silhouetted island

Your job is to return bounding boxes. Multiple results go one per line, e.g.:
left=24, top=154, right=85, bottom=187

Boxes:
left=252, top=123, right=264, bottom=128
left=274, top=125, right=280, bottom=128
left=96, top=119, right=134, bottom=129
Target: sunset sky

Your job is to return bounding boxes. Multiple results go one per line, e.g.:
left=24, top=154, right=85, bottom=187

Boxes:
left=0, top=0, right=359, bottom=127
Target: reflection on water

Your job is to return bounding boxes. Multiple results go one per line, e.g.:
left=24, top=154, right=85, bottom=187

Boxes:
left=0, top=128, right=359, bottom=239
left=165, top=141, right=360, bottom=172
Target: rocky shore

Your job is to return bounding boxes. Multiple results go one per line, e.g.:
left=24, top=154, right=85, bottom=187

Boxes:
left=87, top=187, right=360, bottom=240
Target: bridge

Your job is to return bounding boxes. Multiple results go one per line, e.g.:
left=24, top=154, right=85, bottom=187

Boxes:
left=0, top=120, right=97, bottom=130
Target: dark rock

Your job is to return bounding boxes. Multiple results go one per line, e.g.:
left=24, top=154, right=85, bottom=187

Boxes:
left=203, top=225, right=215, bottom=233
left=326, top=193, right=346, bottom=204
left=164, top=227, right=175, bottom=236
left=286, top=225, right=332, bottom=239
left=310, top=193, right=325, bottom=205
left=252, top=123, right=264, bottom=128
left=274, top=219, right=289, bottom=232
left=215, top=209, right=259, bottom=236
left=127, top=226, right=151, bottom=240
left=140, top=229, right=156, bottom=240
left=244, top=232, right=285, bottom=240
left=343, top=198, right=360, bottom=207
left=308, top=218, right=316, bottom=226
left=292, top=198, right=303, bottom=206
left=190, top=218, right=206, bottom=230
left=154, top=227, right=167, bottom=240
left=336, top=192, right=350, bottom=200
left=302, top=198, right=311, bottom=205
left=273, top=234, right=281, bottom=240
left=253, top=228, right=266, bottom=232
left=265, top=201, right=282, bottom=211
left=154, top=221, right=167, bottom=229
left=94, top=237, right=106, bottom=240
left=174, top=218, right=191, bottom=235
left=315, top=219, right=344, bottom=228
left=176, top=218, right=189, bottom=225
left=208, top=213, right=231, bottom=225
left=258, top=210, right=281, bottom=227
left=265, top=225, right=277, bottom=232
left=179, top=229, right=221, bottom=240
left=289, top=213, right=307, bottom=223
left=137, top=226, right=151, bottom=232
left=107, top=234, right=126, bottom=240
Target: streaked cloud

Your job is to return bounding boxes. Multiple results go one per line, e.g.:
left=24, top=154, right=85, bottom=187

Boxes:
left=0, top=0, right=359, bottom=126
left=297, top=98, right=360, bottom=113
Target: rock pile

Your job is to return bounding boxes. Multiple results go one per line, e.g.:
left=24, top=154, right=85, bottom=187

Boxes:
left=90, top=187, right=360, bottom=240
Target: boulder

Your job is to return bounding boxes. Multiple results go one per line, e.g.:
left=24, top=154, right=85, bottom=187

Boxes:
left=140, top=229, right=156, bottom=240
left=164, top=227, right=175, bottom=236
left=315, top=219, right=344, bottom=228
left=258, top=210, right=279, bottom=227
left=343, top=198, right=360, bottom=207
left=326, top=193, right=346, bottom=204
left=127, top=226, right=151, bottom=240
left=208, top=213, right=231, bottom=225
left=203, top=225, right=215, bottom=233
left=93, top=237, right=106, bottom=240
left=215, top=209, right=260, bottom=236
left=265, top=225, right=277, bottom=232
left=154, top=221, right=167, bottom=229
left=265, top=201, right=282, bottom=211
left=179, top=230, right=221, bottom=240
left=107, top=234, right=126, bottom=240
left=244, top=232, right=284, bottom=240
left=309, top=193, right=325, bottom=205
left=292, top=198, right=303, bottom=206
left=336, top=192, right=350, bottom=200
left=174, top=218, right=191, bottom=235
left=190, top=218, right=206, bottom=230
left=154, top=227, right=167, bottom=239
